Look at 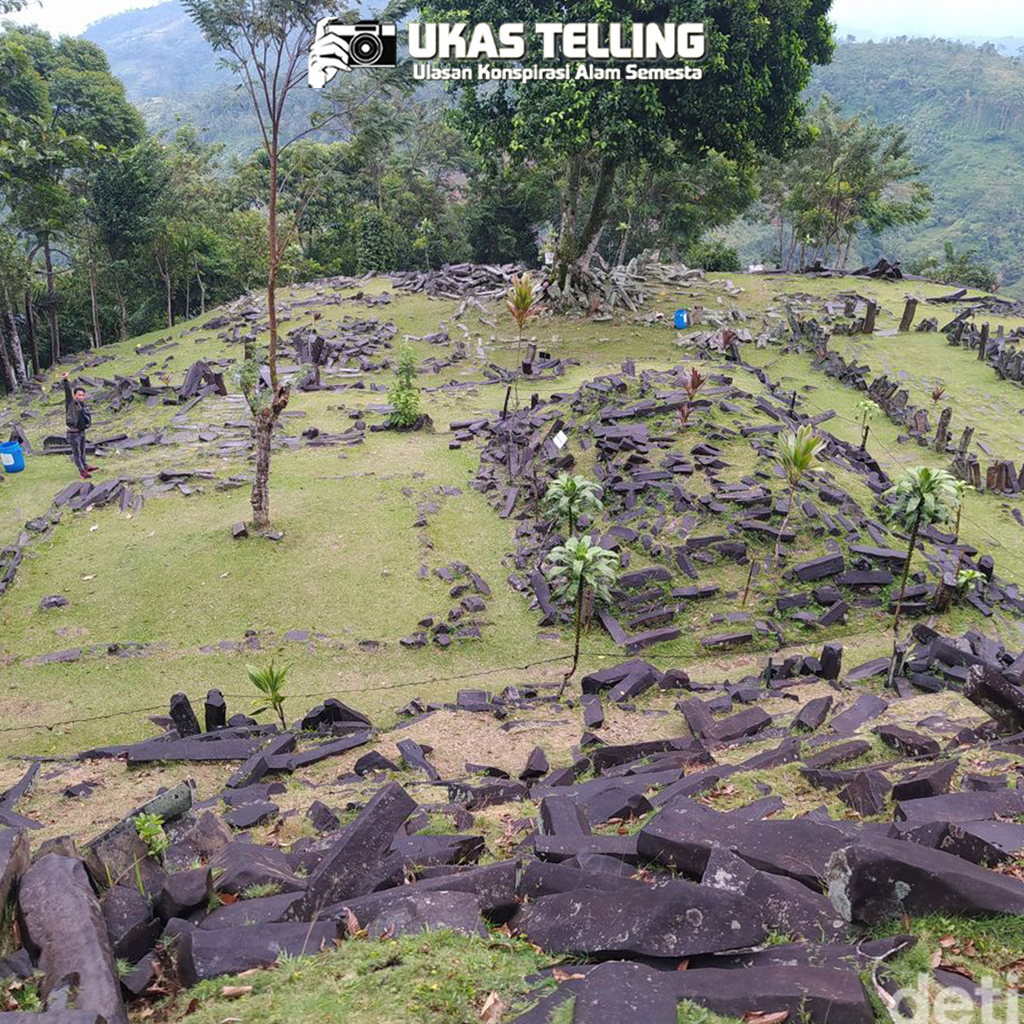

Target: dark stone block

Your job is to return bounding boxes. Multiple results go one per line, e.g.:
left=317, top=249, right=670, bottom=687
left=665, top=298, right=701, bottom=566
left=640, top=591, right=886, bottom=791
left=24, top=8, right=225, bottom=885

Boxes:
left=829, top=694, right=887, bottom=733
left=519, top=747, right=549, bottom=780
left=210, top=842, right=305, bottom=895
left=792, top=554, right=845, bottom=582
left=204, top=690, right=227, bottom=732
left=876, top=725, right=940, bottom=758
left=702, top=846, right=846, bottom=942
left=354, top=751, right=398, bottom=775
left=667, top=966, right=873, bottom=1024
left=938, top=821, right=1024, bottom=866
left=838, top=771, right=892, bottom=816
left=895, top=789, right=1024, bottom=824
left=826, top=835, right=1024, bottom=923
left=572, top=961, right=679, bottom=1024
left=19, top=854, right=128, bottom=1024
left=155, top=867, right=211, bottom=920
left=448, top=781, right=529, bottom=810
left=286, top=783, right=415, bottom=919
left=892, top=760, right=958, bottom=802
left=539, top=795, right=591, bottom=837
left=512, top=884, right=765, bottom=958
left=169, top=693, right=201, bottom=738
left=794, top=696, right=833, bottom=731
left=177, top=922, right=339, bottom=984
left=803, top=741, right=871, bottom=769
left=306, top=800, right=340, bottom=833
left=101, top=885, right=161, bottom=962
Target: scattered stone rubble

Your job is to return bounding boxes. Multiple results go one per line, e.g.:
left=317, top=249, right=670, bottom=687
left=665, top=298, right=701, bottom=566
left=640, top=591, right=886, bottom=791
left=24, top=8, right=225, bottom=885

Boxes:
left=3, top=635, right=1024, bottom=1022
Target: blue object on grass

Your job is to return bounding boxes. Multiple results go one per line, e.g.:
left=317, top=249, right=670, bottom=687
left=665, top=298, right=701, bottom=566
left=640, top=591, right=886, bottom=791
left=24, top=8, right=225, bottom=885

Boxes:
left=0, top=440, right=25, bottom=473
left=674, top=308, right=689, bottom=329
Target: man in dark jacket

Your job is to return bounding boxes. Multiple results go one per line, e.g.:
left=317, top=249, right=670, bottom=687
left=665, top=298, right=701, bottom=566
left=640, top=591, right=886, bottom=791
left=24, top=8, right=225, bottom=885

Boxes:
left=62, top=374, right=96, bottom=479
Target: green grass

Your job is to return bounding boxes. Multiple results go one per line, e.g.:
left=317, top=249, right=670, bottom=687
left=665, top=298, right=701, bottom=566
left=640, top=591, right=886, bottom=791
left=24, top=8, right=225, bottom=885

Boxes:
left=164, top=929, right=556, bottom=1024
left=2, top=272, right=1023, bottom=758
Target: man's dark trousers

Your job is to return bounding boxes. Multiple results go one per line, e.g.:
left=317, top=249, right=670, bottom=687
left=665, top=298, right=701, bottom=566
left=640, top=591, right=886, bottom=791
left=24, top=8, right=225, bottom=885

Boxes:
left=67, top=430, right=87, bottom=473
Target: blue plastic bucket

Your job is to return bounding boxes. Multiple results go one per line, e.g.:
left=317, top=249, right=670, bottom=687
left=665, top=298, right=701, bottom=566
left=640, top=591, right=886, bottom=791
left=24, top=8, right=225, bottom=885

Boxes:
left=674, top=308, right=689, bottom=329
left=0, top=441, right=25, bottom=473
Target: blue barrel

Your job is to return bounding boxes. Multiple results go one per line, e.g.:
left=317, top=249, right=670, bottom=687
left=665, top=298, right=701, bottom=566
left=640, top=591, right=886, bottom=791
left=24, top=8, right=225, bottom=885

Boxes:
left=674, top=308, right=689, bottom=329
left=0, top=440, right=25, bottom=473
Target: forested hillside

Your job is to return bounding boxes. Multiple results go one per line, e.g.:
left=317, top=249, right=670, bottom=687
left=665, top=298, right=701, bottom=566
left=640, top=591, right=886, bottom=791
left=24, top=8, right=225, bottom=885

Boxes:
left=83, top=1, right=323, bottom=153
left=734, top=37, right=1024, bottom=292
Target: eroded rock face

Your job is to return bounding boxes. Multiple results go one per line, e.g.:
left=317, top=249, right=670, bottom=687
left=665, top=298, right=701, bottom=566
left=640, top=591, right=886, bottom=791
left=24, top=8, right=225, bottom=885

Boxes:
left=19, top=854, right=128, bottom=1024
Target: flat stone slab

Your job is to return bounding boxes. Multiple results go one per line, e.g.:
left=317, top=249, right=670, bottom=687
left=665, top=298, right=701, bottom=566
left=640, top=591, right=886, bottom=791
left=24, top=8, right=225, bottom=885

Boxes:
left=512, top=884, right=765, bottom=958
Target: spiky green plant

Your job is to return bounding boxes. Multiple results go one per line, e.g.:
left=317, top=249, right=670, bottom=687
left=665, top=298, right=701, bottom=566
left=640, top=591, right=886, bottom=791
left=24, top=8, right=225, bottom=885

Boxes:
left=505, top=272, right=541, bottom=407
left=855, top=399, right=879, bottom=450
left=544, top=474, right=603, bottom=536
left=248, top=659, right=290, bottom=730
left=546, top=537, right=619, bottom=696
left=885, top=466, right=961, bottom=634
left=773, top=425, right=827, bottom=565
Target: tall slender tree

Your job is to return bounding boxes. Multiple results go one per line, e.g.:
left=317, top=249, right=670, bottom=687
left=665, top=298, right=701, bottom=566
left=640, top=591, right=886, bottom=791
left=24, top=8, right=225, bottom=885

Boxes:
left=184, top=0, right=335, bottom=528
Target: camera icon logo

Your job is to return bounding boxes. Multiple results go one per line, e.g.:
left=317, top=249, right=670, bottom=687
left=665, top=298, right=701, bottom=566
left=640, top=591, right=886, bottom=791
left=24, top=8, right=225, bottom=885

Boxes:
left=309, top=19, right=398, bottom=88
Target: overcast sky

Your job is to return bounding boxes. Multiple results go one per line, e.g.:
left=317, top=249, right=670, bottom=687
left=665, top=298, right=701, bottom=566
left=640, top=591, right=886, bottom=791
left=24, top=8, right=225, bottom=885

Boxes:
left=6, top=0, right=1024, bottom=43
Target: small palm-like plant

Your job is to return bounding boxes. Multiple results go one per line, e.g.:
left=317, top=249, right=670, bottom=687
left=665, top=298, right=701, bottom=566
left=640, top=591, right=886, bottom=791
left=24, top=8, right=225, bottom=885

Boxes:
left=885, top=466, right=960, bottom=634
left=773, top=426, right=827, bottom=565
left=856, top=399, right=879, bottom=451
left=678, top=366, right=707, bottom=430
left=546, top=537, right=619, bottom=696
left=931, top=384, right=946, bottom=405
left=506, top=272, right=541, bottom=406
left=955, top=568, right=985, bottom=601
left=544, top=474, right=603, bottom=536
left=248, top=660, right=290, bottom=729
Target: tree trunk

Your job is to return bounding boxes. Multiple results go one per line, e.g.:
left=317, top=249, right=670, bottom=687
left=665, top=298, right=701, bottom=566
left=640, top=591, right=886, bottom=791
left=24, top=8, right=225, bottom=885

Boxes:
left=115, top=282, right=128, bottom=342
left=616, top=208, right=634, bottom=266
left=555, top=155, right=585, bottom=288
left=165, top=274, right=173, bottom=327
left=248, top=126, right=290, bottom=530
left=185, top=275, right=191, bottom=320
left=773, top=486, right=797, bottom=566
left=892, top=511, right=922, bottom=636
left=24, top=289, right=39, bottom=376
left=0, top=320, right=17, bottom=392
left=42, top=234, right=60, bottom=363
left=3, top=286, right=28, bottom=386
left=88, top=262, right=101, bottom=348
left=198, top=274, right=206, bottom=315
left=251, top=406, right=273, bottom=529
left=558, top=578, right=585, bottom=697
left=573, top=156, right=617, bottom=275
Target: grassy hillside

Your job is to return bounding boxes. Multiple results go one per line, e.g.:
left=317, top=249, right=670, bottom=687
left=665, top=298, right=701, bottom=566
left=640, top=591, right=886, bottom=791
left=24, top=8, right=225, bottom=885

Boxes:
left=4, top=270, right=1024, bottom=1024
left=3, top=270, right=1024, bottom=760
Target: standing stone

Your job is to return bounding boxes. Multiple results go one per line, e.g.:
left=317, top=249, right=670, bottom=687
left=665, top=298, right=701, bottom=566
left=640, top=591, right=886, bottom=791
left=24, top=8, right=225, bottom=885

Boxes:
left=862, top=302, right=878, bottom=334
left=820, top=642, right=843, bottom=681
left=204, top=690, right=227, bottom=732
left=933, top=407, right=952, bottom=453
left=169, top=693, right=201, bottom=738
left=977, top=323, right=990, bottom=361
left=899, top=298, right=918, bottom=333
left=19, top=855, right=128, bottom=1024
